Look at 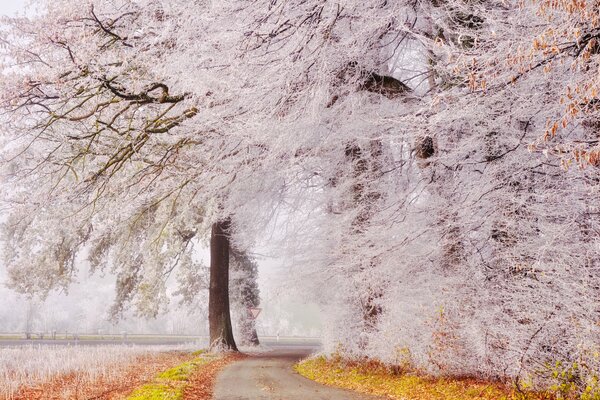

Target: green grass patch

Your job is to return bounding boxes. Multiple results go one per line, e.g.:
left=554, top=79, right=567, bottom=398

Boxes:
left=128, top=383, right=182, bottom=400
left=126, top=350, right=213, bottom=400
left=295, top=356, right=551, bottom=400
left=158, top=360, right=201, bottom=381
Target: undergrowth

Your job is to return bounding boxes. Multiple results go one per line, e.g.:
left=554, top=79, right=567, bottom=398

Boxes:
left=295, top=356, right=554, bottom=400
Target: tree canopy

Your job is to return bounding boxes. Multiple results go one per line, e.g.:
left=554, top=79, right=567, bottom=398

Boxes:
left=1, top=0, right=600, bottom=393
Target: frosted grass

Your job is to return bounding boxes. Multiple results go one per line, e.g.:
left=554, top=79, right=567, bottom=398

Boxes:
left=0, top=342, right=204, bottom=399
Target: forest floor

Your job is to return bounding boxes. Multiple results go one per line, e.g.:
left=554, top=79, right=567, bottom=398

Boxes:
left=295, top=356, right=555, bottom=400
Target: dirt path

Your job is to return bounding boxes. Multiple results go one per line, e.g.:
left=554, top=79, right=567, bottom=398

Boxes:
left=212, top=347, right=378, bottom=400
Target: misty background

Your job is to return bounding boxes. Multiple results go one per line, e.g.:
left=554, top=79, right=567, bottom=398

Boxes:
left=0, top=250, right=322, bottom=337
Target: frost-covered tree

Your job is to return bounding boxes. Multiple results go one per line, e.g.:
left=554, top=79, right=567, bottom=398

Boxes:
left=0, top=0, right=281, bottom=351
left=2, top=0, right=600, bottom=395
left=230, top=248, right=260, bottom=346
left=231, top=0, right=600, bottom=393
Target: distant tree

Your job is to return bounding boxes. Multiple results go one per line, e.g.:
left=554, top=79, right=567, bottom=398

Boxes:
left=230, top=247, right=260, bottom=346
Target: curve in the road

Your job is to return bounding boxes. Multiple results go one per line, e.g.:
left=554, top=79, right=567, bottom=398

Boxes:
left=212, top=347, right=379, bottom=400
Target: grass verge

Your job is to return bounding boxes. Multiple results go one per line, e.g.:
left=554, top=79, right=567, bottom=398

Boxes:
left=295, top=356, right=552, bottom=400
left=127, top=350, right=216, bottom=400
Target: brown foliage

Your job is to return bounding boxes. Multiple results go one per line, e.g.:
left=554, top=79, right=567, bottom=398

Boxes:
left=182, top=353, right=245, bottom=400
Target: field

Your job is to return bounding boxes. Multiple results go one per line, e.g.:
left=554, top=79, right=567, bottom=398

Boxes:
left=0, top=342, right=206, bottom=399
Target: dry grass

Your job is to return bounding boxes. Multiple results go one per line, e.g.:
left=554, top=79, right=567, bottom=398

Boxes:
left=295, top=356, right=555, bottom=400
left=12, top=351, right=192, bottom=400
left=1, top=343, right=243, bottom=400
left=0, top=344, right=203, bottom=400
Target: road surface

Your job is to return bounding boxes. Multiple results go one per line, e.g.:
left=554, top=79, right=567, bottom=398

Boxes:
left=213, top=346, right=379, bottom=400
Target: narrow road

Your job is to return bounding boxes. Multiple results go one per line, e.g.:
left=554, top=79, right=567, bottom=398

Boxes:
left=212, top=346, right=378, bottom=400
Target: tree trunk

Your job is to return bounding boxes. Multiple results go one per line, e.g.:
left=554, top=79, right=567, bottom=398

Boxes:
left=208, top=218, right=238, bottom=351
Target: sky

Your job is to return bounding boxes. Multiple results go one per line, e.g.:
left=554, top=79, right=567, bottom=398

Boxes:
left=0, top=0, right=27, bottom=16
left=0, top=0, right=322, bottom=337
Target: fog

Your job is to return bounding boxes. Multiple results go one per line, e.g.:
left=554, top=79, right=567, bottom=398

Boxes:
left=0, top=249, right=322, bottom=336
left=0, top=0, right=27, bottom=17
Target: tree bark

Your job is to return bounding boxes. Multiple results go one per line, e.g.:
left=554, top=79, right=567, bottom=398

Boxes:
left=208, top=218, right=238, bottom=351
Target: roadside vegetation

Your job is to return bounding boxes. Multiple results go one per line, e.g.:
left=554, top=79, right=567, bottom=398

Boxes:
left=296, top=356, right=555, bottom=400
left=1, top=344, right=202, bottom=400
left=126, top=350, right=237, bottom=400
left=127, top=351, right=208, bottom=400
